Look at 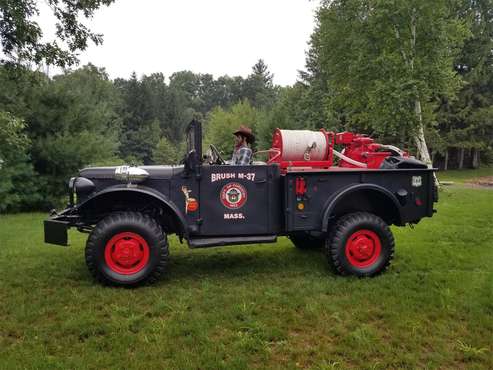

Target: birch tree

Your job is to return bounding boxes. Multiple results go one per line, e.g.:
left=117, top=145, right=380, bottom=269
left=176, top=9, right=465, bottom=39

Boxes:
left=308, top=0, right=469, bottom=167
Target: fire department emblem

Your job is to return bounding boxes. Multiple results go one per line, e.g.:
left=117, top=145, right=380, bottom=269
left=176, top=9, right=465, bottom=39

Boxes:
left=220, top=182, right=247, bottom=209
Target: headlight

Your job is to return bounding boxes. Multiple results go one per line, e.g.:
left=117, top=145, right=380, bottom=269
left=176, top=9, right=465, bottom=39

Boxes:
left=68, top=177, right=76, bottom=205
left=68, top=177, right=76, bottom=190
left=114, top=166, right=149, bottom=183
left=74, top=177, right=95, bottom=194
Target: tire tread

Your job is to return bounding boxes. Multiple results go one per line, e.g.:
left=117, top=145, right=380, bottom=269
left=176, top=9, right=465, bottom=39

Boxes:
left=326, top=212, right=394, bottom=277
left=85, top=212, right=168, bottom=286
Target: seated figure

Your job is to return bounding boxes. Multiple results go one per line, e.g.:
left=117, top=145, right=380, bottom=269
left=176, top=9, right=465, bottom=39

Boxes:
left=231, top=125, right=254, bottom=165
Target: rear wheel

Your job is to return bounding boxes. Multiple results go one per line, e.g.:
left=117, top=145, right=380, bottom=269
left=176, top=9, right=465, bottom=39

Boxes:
left=327, top=212, right=394, bottom=277
left=85, top=212, right=168, bottom=286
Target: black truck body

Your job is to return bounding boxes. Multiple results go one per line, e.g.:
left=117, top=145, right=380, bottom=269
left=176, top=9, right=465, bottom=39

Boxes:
left=44, top=120, right=437, bottom=286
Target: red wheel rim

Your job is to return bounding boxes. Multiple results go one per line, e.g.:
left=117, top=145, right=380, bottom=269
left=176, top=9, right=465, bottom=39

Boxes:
left=104, top=232, right=150, bottom=275
left=345, top=229, right=381, bottom=268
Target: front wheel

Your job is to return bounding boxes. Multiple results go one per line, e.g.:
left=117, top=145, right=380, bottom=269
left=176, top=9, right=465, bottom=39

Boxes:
left=85, top=212, right=169, bottom=286
left=326, top=212, right=394, bottom=277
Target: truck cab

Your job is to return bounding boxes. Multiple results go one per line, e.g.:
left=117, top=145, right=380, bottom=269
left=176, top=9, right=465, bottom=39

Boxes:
left=44, top=120, right=438, bottom=286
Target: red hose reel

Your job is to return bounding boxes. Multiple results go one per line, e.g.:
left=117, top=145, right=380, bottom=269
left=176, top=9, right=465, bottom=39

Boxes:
left=269, top=128, right=334, bottom=170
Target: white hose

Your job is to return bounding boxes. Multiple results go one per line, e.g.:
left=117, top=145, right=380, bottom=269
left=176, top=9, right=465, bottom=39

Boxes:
left=379, top=144, right=404, bottom=156
left=279, top=130, right=327, bottom=161
left=333, top=149, right=367, bottom=168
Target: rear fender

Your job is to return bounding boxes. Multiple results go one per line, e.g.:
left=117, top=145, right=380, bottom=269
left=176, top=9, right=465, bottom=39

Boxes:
left=321, top=184, right=403, bottom=231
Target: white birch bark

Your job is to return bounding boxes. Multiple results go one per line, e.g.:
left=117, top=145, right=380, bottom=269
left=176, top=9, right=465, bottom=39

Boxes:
left=458, top=147, right=465, bottom=169
left=414, top=99, right=432, bottom=166
left=408, top=9, right=438, bottom=185
left=415, top=101, right=439, bottom=185
left=472, top=148, right=480, bottom=168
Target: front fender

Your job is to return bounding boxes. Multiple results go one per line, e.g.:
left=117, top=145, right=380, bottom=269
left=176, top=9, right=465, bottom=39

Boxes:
left=76, top=185, right=188, bottom=237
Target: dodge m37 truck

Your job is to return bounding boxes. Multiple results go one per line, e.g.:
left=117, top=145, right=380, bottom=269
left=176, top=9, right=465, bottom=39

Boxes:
left=45, top=120, right=438, bottom=286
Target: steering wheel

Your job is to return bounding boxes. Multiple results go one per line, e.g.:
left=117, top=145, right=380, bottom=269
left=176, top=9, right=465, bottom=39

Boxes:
left=209, top=144, right=226, bottom=165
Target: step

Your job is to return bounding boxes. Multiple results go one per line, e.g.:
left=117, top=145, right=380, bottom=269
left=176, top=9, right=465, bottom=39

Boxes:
left=188, top=235, right=277, bottom=248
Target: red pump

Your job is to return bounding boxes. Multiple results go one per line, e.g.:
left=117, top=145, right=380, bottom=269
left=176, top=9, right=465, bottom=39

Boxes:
left=335, top=132, right=400, bottom=169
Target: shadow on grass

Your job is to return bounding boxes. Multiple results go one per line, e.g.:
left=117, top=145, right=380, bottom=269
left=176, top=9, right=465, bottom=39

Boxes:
left=166, top=245, right=327, bottom=280
left=54, top=243, right=331, bottom=286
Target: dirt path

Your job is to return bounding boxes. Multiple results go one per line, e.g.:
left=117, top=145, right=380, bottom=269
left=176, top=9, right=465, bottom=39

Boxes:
left=463, top=176, right=493, bottom=189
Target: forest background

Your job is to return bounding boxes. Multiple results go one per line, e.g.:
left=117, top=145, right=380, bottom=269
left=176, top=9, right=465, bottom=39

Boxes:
left=1, top=0, right=492, bottom=212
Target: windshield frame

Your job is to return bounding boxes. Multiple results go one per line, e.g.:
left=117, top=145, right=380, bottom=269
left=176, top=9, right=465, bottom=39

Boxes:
left=184, top=119, right=202, bottom=171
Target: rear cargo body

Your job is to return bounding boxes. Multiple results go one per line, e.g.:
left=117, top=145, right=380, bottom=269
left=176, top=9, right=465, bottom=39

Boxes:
left=284, top=168, right=435, bottom=232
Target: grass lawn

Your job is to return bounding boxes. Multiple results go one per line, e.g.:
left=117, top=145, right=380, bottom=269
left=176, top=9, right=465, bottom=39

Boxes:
left=0, top=171, right=492, bottom=369
left=437, top=166, right=493, bottom=183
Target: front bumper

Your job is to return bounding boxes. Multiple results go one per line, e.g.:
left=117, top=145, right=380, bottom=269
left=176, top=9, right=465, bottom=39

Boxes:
left=44, top=207, right=81, bottom=246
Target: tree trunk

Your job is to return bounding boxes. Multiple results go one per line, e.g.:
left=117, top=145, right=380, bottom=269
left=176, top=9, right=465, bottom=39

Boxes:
left=414, top=98, right=439, bottom=186
left=472, top=148, right=480, bottom=168
left=444, top=149, right=449, bottom=171
left=414, top=100, right=432, bottom=166
left=408, top=10, right=437, bottom=186
left=458, top=147, right=464, bottom=169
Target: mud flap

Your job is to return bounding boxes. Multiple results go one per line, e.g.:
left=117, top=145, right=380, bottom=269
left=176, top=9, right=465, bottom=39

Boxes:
left=44, top=219, right=69, bottom=246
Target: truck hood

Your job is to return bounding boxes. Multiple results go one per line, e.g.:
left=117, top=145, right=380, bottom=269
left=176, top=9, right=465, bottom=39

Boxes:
left=79, top=165, right=184, bottom=180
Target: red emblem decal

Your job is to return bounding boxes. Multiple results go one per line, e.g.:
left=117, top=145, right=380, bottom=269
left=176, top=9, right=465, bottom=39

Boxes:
left=220, top=182, right=247, bottom=209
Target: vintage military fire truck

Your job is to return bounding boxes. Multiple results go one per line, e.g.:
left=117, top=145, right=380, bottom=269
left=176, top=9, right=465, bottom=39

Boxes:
left=44, top=120, right=438, bottom=286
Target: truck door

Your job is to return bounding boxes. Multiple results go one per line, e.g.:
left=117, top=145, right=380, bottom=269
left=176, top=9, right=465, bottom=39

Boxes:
left=199, top=165, right=275, bottom=236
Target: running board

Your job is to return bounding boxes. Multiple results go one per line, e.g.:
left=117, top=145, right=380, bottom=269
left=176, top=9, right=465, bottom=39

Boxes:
left=188, top=235, right=277, bottom=248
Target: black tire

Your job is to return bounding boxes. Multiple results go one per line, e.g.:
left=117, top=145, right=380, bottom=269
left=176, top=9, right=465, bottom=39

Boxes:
left=326, top=212, right=394, bottom=277
left=289, top=233, right=325, bottom=250
left=85, top=212, right=168, bottom=286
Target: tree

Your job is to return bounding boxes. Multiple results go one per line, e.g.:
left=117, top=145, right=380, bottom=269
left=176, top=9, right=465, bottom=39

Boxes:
left=256, top=84, right=314, bottom=150
left=437, top=0, right=493, bottom=168
left=164, top=81, right=196, bottom=143
left=204, top=100, right=258, bottom=156
left=244, top=59, right=278, bottom=108
left=169, top=71, right=200, bottom=108
left=27, top=65, right=121, bottom=206
left=116, top=73, right=161, bottom=164
left=0, top=0, right=114, bottom=67
left=252, top=59, right=273, bottom=87
left=197, top=73, right=233, bottom=113
left=308, top=0, right=469, bottom=170
left=152, top=136, right=184, bottom=165
left=0, top=112, right=38, bottom=212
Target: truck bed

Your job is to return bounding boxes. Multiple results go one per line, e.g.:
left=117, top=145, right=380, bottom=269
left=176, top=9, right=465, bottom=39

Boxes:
left=283, top=168, right=436, bottom=232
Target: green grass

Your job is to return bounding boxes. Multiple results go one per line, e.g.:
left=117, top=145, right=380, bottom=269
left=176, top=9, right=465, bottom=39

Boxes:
left=1, top=186, right=492, bottom=368
left=437, top=167, right=493, bottom=183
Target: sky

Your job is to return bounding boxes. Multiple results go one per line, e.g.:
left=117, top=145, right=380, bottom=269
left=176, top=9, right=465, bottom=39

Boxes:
left=37, top=0, right=320, bottom=86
